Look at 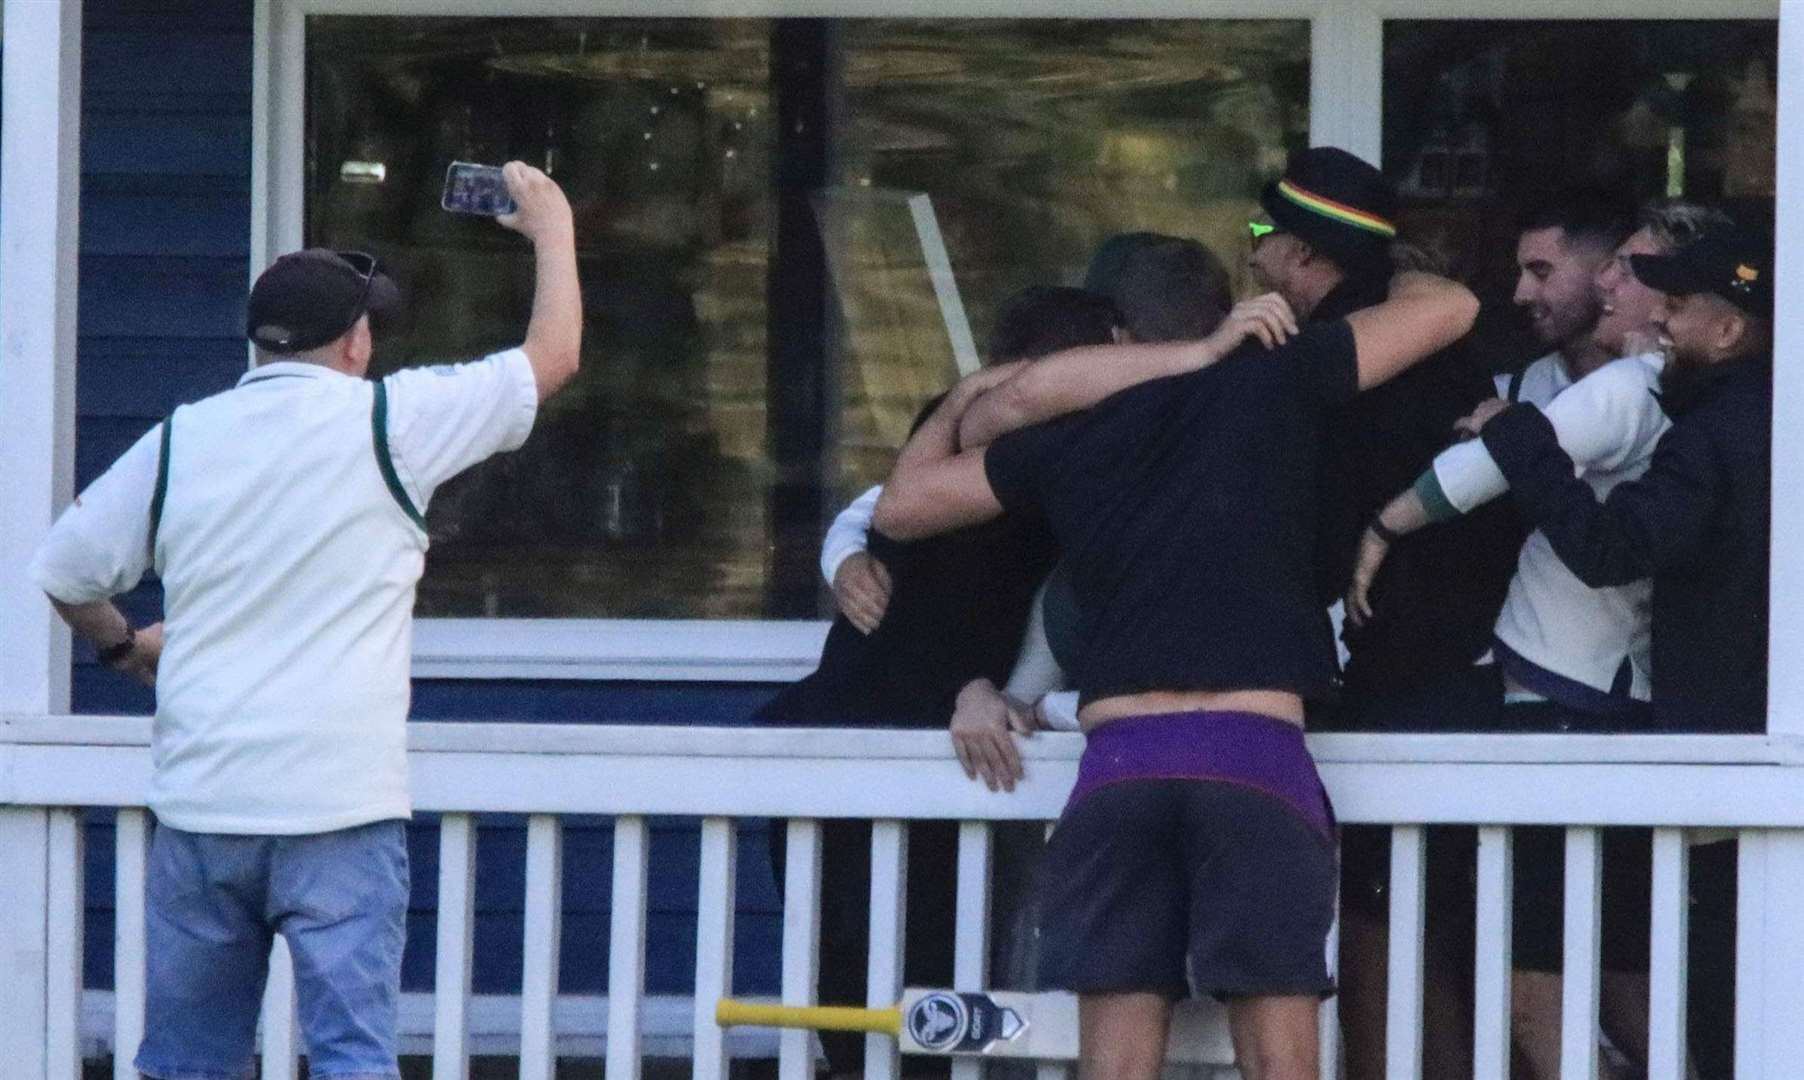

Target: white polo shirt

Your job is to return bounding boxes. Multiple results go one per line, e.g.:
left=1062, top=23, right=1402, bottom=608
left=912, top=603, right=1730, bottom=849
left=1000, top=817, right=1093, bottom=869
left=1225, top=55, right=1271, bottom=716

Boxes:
left=1431, top=351, right=1670, bottom=707
left=30, top=349, right=538, bottom=834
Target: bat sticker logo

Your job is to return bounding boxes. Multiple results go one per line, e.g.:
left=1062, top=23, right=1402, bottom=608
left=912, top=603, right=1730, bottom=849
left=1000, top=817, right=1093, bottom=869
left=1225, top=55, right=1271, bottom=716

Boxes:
left=907, top=993, right=969, bottom=1051
left=906, top=992, right=1028, bottom=1053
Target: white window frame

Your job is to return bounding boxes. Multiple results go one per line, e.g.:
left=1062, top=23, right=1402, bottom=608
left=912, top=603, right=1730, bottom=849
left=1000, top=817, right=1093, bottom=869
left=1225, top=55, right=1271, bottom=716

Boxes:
left=254, top=0, right=1787, bottom=686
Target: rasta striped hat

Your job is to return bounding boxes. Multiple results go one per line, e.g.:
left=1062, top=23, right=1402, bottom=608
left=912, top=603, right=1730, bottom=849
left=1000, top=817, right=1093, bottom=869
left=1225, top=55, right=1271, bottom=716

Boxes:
left=1259, top=147, right=1399, bottom=269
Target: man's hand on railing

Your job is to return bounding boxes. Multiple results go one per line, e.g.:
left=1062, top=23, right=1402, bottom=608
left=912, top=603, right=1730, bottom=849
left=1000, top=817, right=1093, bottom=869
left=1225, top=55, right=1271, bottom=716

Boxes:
left=950, top=678, right=1035, bottom=792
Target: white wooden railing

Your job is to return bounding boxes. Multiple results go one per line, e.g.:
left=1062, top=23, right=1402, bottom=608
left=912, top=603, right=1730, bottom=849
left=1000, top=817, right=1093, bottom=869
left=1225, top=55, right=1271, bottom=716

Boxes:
left=6, top=717, right=1804, bottom=1080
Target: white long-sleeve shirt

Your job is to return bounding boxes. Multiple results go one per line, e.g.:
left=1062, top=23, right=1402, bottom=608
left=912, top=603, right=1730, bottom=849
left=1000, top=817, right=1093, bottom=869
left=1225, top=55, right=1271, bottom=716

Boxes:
left=1432, top=351, right=1670, bottom=707
left=820, top=485, right=882, bottom=585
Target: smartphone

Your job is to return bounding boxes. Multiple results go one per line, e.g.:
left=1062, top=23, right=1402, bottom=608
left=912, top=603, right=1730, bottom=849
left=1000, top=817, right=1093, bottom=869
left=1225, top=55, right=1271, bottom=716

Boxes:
left=440, top=161, right=517, bottom=216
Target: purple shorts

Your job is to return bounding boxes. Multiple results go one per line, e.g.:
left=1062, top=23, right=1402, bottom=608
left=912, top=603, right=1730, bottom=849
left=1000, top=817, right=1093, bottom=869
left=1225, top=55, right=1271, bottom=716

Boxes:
left=1067, top=709, right=1335, bottom=841
left=1038, top=710, right=1338, bottom=999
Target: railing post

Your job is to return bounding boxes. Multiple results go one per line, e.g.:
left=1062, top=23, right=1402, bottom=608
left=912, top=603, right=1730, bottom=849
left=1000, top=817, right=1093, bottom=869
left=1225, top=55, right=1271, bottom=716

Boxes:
left=866, top=822, right=908, bottom=1080
left=951, top=822, right=991, bottom=1080
left=1472, top=827, right=1514, bottom=1080
left=114, top=810, right=150, bottom=1080
left=1385, top=826, right=1427, bottom=1080
left=692, top=818, right=738, bottom=1080
left=1736, top=831, right=1804, bottom=1079
left=607, top=816, right=651, bottom=1080
left=1645, top=829, right=1689, bottom=1080
left=1559, top=829, right=1603, bottom=1080
left=433, top=814, right=479, bottom=1080
left=45, top=810, right=84, bottom=1080
left=520, top=815, right=565, bottom=1080
left=779, top=820, right=822, bottom=1080
left=0, top=809, right=52, bottom=1080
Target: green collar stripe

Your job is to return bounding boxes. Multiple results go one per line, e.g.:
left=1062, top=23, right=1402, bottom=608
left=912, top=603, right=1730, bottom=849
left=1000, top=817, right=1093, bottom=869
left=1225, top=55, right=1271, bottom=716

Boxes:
left=149, top=417, right=173, bottom=558
left=372, top=382, right=429, bottom=533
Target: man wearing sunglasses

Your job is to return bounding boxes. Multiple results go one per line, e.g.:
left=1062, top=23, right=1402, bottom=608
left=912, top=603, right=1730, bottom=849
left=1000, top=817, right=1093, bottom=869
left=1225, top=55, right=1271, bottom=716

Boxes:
left=28, top=161, right=580, bottom=1080
left=1244, top=149, right=1522, bottom=1079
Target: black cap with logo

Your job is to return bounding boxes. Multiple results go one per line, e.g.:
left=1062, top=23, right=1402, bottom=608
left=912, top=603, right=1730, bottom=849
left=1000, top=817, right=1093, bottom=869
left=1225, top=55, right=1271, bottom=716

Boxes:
left=1258, top=147, right=1399, bottom=269
left=246, top=249, right=401, bottom=354
left=1629, top=227, right=1773, bottom=320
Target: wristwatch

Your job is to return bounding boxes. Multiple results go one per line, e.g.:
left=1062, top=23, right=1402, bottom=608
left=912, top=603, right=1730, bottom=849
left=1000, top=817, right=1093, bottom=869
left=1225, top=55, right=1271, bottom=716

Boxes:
left=97, top=626, right=136, bottom=668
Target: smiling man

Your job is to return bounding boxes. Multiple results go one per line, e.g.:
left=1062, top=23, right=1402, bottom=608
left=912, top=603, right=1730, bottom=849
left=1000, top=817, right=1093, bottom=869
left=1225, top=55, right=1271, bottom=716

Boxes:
left=1483, top=223, right=1773, bottom=734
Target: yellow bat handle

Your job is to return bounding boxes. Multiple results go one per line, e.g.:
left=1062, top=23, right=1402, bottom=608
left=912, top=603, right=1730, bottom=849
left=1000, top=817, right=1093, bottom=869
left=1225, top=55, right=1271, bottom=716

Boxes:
left=716, top=998, right=903, bottom=1037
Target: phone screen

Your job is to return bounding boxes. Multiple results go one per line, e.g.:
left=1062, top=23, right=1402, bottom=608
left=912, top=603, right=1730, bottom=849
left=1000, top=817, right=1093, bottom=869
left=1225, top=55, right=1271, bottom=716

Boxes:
left=441, top=161, right=517, bottom=216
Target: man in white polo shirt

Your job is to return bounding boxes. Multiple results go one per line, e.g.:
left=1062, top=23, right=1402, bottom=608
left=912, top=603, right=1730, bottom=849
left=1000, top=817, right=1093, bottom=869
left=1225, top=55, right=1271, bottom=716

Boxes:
left=28, top=161, right=580, bottom=1080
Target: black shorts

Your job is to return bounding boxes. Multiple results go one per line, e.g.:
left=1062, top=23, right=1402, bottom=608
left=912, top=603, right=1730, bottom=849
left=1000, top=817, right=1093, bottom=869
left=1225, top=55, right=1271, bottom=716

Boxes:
left=1036, top=778, right=1337, bottom=1000
left=1512, top=825, right=1652, bottom=973
left=1338, top=823, right=1479, bottom=933
left=1501, top=701, right=1653, bottom=973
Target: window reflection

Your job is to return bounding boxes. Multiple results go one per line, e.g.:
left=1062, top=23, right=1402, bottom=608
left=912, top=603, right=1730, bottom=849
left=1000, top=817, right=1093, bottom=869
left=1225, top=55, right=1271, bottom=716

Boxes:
left=305, top=16, right=1308, bottom=619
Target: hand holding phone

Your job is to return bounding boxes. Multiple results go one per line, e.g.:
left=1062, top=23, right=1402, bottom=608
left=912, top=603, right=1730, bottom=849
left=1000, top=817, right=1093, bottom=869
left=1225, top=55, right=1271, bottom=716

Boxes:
left=491, top=162, right=574, bottom=246
left=441, top=161, right=518, bottom=216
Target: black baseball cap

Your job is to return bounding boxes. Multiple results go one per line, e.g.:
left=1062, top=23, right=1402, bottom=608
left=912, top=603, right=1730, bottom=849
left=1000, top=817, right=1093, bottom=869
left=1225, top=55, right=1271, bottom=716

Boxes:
left=246, top=249, right=400, bottom=354
left=1259, top=147, right=1399, bottom=267
left=1629, top=227, right=1773, bottom=319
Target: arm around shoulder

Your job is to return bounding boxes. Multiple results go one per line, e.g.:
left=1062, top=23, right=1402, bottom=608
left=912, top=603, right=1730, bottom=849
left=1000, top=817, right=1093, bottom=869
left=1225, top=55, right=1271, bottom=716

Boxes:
left=872, top=379, right=1007, bottom=541
left=1346, top=272, right=1479, bottom=391
left=957, top=293, right=1298, bottom=448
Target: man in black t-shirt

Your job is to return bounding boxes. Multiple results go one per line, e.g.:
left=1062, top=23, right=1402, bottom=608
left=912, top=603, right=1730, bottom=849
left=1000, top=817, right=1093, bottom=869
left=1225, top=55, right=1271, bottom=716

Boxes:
left=1247, top=148, right=1525, bottom=1079
left=873, top=273, right=1478, bottom=1080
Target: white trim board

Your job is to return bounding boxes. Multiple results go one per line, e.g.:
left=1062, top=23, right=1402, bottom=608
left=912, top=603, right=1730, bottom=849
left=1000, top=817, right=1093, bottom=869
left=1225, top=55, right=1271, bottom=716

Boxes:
left=410, top=619, right=828, bottom=682
left=291, top=1, right=1330, bottom=16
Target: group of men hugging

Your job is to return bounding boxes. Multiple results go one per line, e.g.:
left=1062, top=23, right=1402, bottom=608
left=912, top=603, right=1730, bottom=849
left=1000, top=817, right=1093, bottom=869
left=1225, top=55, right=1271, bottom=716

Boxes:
left=757, top=146, right=1774, bottom=1080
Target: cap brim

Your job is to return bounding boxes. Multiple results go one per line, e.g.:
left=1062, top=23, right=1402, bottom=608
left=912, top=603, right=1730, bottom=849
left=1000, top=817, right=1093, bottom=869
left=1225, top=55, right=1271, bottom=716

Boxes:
left=1259, top=179, right=1308, bottom=234
left=365, top=272, right=401, bottom=316
left=1627, top=252, right=1709, bottom=297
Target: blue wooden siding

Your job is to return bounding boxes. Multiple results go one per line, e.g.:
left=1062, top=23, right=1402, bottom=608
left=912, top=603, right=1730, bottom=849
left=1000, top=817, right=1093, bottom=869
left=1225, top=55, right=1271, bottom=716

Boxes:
left=69, top=1, right=788, bottom=1006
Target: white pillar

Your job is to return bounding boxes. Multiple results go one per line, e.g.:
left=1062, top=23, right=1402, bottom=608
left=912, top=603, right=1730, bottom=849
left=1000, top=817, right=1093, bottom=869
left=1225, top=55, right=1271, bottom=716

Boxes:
left=1747, top=12, right=1804, bottom=1076
left=1770, top=0, right=1804, bottom=741
left=1308, top=2, right=1383, bottom=166
left=0, top=7, right=82, bottom=1074
left=0, top=0, right=82, bottom=718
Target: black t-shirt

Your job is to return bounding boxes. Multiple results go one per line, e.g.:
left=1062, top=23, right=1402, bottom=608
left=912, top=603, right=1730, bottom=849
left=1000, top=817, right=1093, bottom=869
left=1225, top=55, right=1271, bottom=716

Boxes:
left=1309, top=280, right=1527, bottom=698
left=984, top=320, right=1359, bottom=706
left=755, top=398, right=1060, bottom=729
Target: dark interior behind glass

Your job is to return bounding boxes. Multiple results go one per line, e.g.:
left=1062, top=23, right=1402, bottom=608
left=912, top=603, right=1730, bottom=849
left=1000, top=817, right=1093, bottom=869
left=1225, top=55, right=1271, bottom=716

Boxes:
left=305, top=16, right=1309, bottom=619
left=1384, top=19, right=1777, bottom=372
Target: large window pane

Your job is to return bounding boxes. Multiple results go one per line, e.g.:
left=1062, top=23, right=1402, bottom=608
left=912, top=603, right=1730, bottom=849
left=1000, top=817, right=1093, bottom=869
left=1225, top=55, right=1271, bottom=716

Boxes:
left=1383, top=19, right=1777, bottom=367
left=305, top=16, right=1308, bottom=618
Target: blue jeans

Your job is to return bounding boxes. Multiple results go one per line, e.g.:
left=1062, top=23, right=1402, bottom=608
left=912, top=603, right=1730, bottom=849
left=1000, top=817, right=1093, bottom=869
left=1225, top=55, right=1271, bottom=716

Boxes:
left=133, top=819, right=409, bottom=1080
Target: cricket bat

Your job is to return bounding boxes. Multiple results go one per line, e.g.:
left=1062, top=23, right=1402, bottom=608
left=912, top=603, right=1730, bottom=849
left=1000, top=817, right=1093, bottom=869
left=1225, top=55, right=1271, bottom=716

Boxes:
left=717, top=989, right=1231, bottom=1061
left=717, top=988, right=1044, bottom=1057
